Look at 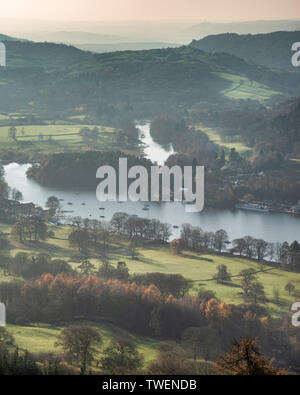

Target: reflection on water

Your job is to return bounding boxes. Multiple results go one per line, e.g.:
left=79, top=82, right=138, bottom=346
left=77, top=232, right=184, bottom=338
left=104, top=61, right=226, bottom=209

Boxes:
left=138, top=122, right=175, bottom=165
left=3, top=123, right=300, bottom=244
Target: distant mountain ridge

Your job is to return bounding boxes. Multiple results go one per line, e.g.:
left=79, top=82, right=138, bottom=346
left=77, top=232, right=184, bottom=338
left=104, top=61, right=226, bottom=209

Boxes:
left=75, top=42, right=179, bottom=53
left=182, top=20, right=300, bottom=41
left=26, top=31, right=124, bottom=44
left=189, top=31, right=300, bottom=71
left=0, top=33, right=28, bottom=42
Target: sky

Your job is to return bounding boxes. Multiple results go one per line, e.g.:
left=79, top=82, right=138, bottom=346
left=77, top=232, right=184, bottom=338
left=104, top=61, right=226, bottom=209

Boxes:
left=1, top=0, right=300, bottom=21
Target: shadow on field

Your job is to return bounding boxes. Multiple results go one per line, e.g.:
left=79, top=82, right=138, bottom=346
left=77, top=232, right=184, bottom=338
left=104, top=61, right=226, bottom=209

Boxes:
left=181, top=253, right=214, bottom=263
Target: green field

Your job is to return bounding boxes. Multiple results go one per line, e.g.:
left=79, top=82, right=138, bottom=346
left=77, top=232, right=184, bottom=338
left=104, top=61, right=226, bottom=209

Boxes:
left=194, top=123, right=252, bottom=155
left=3, top=222, right=299, bottom=318
left=213, top=72, right=280, bottom=102
left=0, top=115, right=11, bottom=120
left=7, top=321, right=167, bottom=366
left=0, top=123, right=120, bottom=155
left=0, top=222, right=12, bottom=233
left=1, top=220, right=299, bottom=366
left=110, top=247, right=299, bottom=318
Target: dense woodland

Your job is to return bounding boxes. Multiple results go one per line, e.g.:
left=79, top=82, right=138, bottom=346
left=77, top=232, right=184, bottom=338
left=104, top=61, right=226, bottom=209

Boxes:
left=26, top=151, right=152, bottom=189
left=190, top=31, right=300, bottom=71
left=1, top=41, right=300, bottom=119
left=192, top=98, right=300, bottom=158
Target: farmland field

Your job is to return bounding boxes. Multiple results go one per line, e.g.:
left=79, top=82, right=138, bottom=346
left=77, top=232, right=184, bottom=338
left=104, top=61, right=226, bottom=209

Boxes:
left=194, top=123, right=253, bottom=155
left=7, top=321, right=168, bottom=366
left=213, top=72, right=280, bottom=102
left=0, top=123, right=121, bottom=155
left=3, top=222, right=299, bottom=318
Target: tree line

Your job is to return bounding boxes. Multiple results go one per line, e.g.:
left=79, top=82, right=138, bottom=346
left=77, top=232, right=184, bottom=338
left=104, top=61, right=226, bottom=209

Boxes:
left=0, top=273, right=299, bottom=371
left=179, top=223, right=300, bottom=271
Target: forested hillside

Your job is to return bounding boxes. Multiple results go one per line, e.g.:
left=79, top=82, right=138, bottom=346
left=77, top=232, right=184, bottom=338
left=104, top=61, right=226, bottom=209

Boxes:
left=1, top=41, right=299, bottom=116
left=190, top=31, right=300, bottom=71
left=193, top=97, right=300, bottom=157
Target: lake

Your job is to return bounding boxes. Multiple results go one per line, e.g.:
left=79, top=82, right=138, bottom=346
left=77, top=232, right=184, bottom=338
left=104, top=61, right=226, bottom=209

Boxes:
left=3, top=123, right=299, bottom=244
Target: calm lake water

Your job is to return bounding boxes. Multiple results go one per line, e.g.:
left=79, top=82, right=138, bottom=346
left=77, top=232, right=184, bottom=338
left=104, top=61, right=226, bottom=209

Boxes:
left=3, top=123, right=300, bottom=244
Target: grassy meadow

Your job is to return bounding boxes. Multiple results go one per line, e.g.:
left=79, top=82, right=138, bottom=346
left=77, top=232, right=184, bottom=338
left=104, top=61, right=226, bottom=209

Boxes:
left=0, top=123, right=120, bottom=155
left=2, top=218, right=299, bottom=361
left=2, top=222, right=299, bottom=319
left=7, top=321, right=168, bottom=366
left=213, top=72, right=280, bottom=102
left=194, top=123, right=253, bottom=156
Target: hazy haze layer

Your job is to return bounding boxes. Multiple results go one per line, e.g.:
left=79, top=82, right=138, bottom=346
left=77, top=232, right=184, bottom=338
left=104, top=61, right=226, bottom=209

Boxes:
left=1, top=0, right=300, bottom=21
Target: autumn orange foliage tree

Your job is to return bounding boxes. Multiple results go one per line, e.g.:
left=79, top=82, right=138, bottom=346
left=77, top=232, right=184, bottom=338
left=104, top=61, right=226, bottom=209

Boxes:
left=170, top=238, right=187, bottom=254
left=216, top=337, right=288, bottom=375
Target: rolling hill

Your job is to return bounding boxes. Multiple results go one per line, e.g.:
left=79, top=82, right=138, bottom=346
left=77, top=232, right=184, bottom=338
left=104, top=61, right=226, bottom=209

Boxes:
left=189, top=31, right=300, bottom=71
left=0, top=40, right=299, bottom=115
left=28, top=31, right=125, bottom=44
left=75, top=42, right=179, bottom=53
left=0, top=33, right=28, bottom=42
left=182, top=20, right=300, bottom=41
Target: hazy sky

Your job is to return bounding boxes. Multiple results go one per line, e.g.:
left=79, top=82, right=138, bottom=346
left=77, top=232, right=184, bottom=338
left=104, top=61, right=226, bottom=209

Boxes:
left=1, top=0, right=300, bottom=21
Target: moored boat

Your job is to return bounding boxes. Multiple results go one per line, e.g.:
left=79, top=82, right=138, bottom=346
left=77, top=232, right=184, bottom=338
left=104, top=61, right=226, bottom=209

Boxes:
left=236, top=202, right=269, bottom=213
